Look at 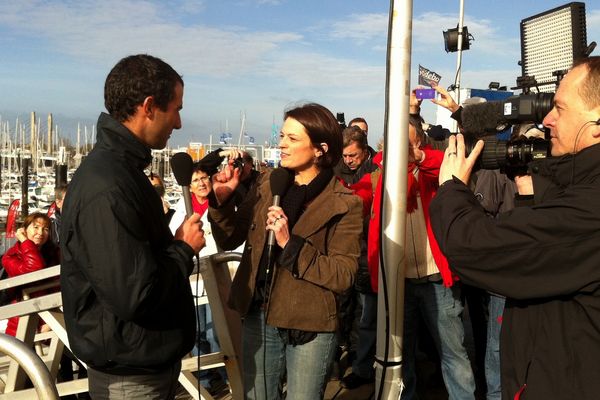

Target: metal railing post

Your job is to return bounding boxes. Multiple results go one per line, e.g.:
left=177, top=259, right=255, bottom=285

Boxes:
left=0, top=333, right=59, bottom=399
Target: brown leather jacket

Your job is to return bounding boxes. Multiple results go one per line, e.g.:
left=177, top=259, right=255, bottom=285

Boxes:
left=209, top=169, right=362, bottom=332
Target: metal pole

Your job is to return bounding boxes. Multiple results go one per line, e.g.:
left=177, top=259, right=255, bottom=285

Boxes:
left=55, top=164, right=68, bottom=187
left=375, top=0, right=411, bottom=398
left=0, top=333, right=60, bottom=399
left=21, top=158, right=30, bottom=218
left=451, top=0, right=466, bottom=134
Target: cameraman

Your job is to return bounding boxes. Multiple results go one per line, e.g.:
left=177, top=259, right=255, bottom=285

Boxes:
left=430, top=57, right=600, bottom=400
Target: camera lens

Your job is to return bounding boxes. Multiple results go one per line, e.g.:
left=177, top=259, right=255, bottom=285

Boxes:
left=465, top=135, right=550, bottom=171
left=531, top=93, right=554, bottom=123
left=503, top=93, right=554, bottom=125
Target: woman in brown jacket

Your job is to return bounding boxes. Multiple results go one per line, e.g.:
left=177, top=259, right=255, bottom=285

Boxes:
left=209, top=103, right=363, bottom=399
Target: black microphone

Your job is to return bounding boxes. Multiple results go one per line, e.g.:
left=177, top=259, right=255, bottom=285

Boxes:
left=461, top=101, right=508, bottom=137
left=171, top=152, right=194, bottom=217
left=266, top=168, right=292, bottom=267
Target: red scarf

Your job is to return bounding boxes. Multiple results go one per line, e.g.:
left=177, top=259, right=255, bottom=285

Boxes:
left=191, top=195, right=209, bottom=218
left=407, top=162, right=418, bottom=213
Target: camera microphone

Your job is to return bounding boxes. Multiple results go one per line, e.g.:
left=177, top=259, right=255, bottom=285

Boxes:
left=461, top=101, right=508, bottom=137
left=266, top=168, right=292, bottom=268
left=171, top=152, right=194, bottom=217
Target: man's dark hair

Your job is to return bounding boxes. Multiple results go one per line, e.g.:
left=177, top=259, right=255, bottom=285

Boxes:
left=342, top=125, right=368, bottom=150
left=284, top=103, right=342, bottom=169
left=55, top=183, right=68, bottom=201
left=104, top=54, right=184, bottom=122
left=242, top=152, right=254, bottom=164
left=409, top=114, right=425, bottom=141
left=573, top=56, right=600, bottom=110
left=348, top=117, right=368, bottom=128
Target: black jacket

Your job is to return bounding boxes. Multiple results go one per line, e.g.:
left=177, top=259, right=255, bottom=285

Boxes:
left=60, top=113, right=196, bottom=374
left=430, top=143, right=600, bottom=399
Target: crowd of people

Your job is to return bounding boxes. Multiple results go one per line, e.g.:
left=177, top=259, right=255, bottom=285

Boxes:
left=1, top=53, right=599, bottom=400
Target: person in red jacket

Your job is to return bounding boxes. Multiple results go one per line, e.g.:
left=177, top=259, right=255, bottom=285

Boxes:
left=2, top=212, right=60, bottom=336
left=368, top=115, right=476, bottom=400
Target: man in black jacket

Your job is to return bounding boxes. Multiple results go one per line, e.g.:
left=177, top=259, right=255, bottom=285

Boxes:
left=60, top=54, right=206, bottom=399
left=430, top=57, right=600, bottom=399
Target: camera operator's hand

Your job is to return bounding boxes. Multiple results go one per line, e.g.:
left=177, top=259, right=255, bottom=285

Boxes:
left=439, top=134, right=483, bottom=185
left=432, top=84, right=460, bottom=113
left=514, top=175, right=534, bottom=195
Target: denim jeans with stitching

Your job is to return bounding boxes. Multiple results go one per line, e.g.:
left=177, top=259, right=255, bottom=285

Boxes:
left=242, top=307, right=337, bottom=400
left=485, top=295, right=505, bottom=400
left=401, top=280, right=476, bottom=400
left=352, top=292, right=377, bottom=379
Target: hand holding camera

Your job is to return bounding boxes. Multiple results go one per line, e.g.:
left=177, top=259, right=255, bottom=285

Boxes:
left=439, top=134, right=484, bottom=186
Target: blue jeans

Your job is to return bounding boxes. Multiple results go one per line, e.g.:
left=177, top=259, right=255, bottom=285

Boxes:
left=352, top=292, right=377, bottom=378
left=485, top=295, right=505, bottom=400
left=242, top=307, right=337, bottom=400
left=193, top=304, right=226, bottom=386
left=401, top=280, right=476, bottom=400
left=192, top=304, right=220, bottom=356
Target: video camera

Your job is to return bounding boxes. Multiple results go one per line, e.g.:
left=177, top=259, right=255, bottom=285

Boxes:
left=464, top=92, right=554, bottom=177
left=232, top=156, right=245, bottom=170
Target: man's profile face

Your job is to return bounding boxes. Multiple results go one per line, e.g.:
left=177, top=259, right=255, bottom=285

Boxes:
left=543, top=65, right=598, bottom=156
left=147, top=82, right=183, bottom=149
left=350, top=121, right=368, bottom=135
left=342, top=141, right=368, bottom=170
left=55, top=197, right=64, bottom=211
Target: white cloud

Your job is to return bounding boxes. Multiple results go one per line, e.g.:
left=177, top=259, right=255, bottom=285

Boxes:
left=0, top=1, right=301, bottom=78
left=256, top=0, right=283, bottom=5
left=260, top=51, right=384, bottom=96
left=329, top=13, right=388, bottom=43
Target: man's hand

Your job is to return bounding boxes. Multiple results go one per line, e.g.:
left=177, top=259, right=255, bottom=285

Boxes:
left=432, top=84, right=460, bottom=113
left=408, top=145, right=424, bottom=164
left=439, top=134, right=483, bottom=185
left=218, top=148, right=244, bottom=162
left=515, top=175, right=534, bottom=195
left=175, top=213, right=206, bottom=254
left=410, top=89, right=423, bottom=114
left=211, top=164, right=241, bottom=205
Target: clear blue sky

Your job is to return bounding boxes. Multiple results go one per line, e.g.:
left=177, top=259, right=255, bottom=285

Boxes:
left=1, top=0, right=598, bottom=148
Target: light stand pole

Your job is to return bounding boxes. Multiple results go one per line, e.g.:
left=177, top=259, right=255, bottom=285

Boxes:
left=452, top=0, right=466, bottom=133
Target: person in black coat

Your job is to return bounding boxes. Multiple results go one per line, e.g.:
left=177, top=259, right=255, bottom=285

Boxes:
left=60, top=54, right=205, bottom=399
left=430, top=57, right=600, bottom=400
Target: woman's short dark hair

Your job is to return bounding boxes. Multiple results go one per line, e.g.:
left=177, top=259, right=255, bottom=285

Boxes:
left=284, top=103, right=342, bottom=169
left=104, top=54, right=184, bottom=123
